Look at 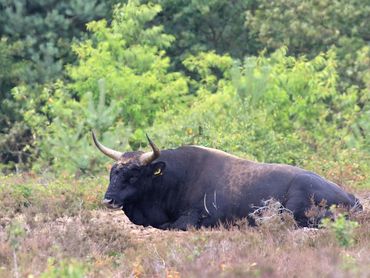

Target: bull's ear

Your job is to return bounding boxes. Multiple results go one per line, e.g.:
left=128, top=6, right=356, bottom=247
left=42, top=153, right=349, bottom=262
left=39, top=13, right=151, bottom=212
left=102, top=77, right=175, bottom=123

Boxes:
left=151, top=162, right=166, bottom=176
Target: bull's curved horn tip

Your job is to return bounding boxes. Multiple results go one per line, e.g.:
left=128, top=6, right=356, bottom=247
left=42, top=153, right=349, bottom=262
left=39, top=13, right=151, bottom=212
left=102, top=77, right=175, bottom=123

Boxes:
left=145, top=133, right=153, bottom=144
left=139, top=133, right=160, bottom=165
left=145, top=133, right=160, bottom=154
left=91, top=130, right=122, bottom=161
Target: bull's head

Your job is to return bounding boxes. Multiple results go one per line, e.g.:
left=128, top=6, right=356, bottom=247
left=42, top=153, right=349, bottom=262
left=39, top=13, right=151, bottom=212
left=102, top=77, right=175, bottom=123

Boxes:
left=92, top=131, right=165, bottom=209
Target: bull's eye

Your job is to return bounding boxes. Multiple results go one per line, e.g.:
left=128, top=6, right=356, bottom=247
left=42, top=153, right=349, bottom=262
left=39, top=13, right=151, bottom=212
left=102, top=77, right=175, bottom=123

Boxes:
left=154, top=168, right=162, bottom=176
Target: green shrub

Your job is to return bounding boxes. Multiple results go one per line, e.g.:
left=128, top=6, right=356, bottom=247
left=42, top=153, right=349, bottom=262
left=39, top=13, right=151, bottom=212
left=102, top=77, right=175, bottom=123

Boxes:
left=68, top=0, right=188, bottom=129
left=322, top=213, right=359, bottom=247
left=246, top=0, right=370, bottom=91
left=40, top=259, right=87, bottom=278
left=153, top=49, right=365, bottom=165
left=17, top=1, right=188, bottom=174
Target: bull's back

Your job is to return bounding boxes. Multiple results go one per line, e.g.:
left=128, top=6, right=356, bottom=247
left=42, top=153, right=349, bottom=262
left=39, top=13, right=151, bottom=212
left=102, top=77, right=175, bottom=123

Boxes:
left=225, top=161, right=298, bottom=199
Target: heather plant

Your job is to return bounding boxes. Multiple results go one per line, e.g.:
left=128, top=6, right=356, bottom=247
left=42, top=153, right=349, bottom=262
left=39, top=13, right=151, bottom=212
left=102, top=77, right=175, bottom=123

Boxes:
left=0, top=174, right=368, bottom=277
left=0, top=175, right=106, bottom=220
left=249, top=199, right=297, bottom=231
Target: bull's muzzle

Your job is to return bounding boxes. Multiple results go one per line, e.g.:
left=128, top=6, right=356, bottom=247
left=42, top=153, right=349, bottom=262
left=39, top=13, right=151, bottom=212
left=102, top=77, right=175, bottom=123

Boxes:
left=102, top=198, right=123, bottom=209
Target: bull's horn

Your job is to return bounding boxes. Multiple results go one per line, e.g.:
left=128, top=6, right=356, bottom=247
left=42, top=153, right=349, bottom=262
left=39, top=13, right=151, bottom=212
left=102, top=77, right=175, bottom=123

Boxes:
left=139, top=134, right=160, bottom=165
left=91, top=131, right=122, bottom=161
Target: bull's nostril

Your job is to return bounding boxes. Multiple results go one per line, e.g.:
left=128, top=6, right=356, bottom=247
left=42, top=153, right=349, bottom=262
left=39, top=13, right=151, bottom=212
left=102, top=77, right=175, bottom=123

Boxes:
left=102, top=198, right=113, bottom=205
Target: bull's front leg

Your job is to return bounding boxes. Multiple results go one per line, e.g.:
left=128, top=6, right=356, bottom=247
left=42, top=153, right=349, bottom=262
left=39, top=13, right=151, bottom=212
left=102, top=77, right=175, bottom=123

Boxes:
left=158, top=210, right=201, bottom=231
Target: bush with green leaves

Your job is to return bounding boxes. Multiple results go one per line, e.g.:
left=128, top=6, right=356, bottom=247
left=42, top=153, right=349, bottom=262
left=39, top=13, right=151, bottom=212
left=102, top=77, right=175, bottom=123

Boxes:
left=68, top=1, right=188, bottom=129
left=17, top=1, right=188, bottom=174
left=153, top=49, right=365, bottom=166
left=0, top=0, right=121, bottom=169
left=245, top=0, right=370, bottom=152
left=40, top=259, right=87, bottom=278
left=13, top=79, right=129, bottom=174
left=246, top=0, right=370, bottom=91
left=322, top=213, right=359, bottom=247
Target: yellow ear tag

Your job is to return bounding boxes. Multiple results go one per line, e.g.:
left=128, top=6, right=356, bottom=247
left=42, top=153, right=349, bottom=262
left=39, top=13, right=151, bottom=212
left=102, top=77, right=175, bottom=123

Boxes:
left=154, top=168, right=162, bottom=176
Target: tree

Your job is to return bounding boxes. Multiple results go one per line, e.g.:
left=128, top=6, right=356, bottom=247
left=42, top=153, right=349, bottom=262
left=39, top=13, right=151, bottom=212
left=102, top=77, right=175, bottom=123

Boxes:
left=0, top=0, right=119, bottom=83
left=246, top=0, right=370, bottom=89
left=148, top=0, right=259, bottom=68
left=20, top=1, right=188, bottom=174
left=0, top=0, right=120, bottom=170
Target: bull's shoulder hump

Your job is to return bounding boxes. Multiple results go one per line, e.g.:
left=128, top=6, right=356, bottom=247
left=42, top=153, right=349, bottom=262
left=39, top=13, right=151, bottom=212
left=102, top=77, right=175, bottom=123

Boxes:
left=256, top=162, right=308, bottom=173
left=184, top=145, right=247, bottom=160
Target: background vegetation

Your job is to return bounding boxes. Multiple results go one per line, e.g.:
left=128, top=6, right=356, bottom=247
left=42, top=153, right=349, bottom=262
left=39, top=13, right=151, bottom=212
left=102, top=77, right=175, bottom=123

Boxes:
left=0, top=0, right=369, bottom=276
left=0, top=0, right=370, bottom=178
left=0, top=0, right=369, bottom=179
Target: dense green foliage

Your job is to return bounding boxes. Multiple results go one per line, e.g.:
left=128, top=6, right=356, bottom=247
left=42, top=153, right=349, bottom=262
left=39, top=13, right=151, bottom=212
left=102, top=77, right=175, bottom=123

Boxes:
left=0, top=0, right=119, bottom=83
left=0, top=0, right=119, bottom=170
left=14, top=2, right=189, bottom=174
left=154, top=50, right=363, bottom=161
left=0, top=0, right=369, bottom=185
left=149, top=0, right=259, bottom=63
left=246, top=0, right=370, bottom=110
left=322, top=212, right=359, bottom=247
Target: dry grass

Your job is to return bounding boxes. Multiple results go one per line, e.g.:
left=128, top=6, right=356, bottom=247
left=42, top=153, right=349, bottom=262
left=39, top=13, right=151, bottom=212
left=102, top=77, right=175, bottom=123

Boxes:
left=0, top=174, right=369, bottom=277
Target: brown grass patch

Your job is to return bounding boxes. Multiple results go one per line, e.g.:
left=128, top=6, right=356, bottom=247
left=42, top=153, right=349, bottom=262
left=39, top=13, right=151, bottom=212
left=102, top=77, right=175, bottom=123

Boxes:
left=0, top=175, right=369, bottom=277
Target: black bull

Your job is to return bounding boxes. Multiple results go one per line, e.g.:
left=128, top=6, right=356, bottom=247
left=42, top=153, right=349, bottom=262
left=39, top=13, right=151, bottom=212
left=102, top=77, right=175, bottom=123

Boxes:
left=92, top=132, right=362, bottom=230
